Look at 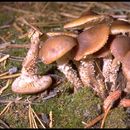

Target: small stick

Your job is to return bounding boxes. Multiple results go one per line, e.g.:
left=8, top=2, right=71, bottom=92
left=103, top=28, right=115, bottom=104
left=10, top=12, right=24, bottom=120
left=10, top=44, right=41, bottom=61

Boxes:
left=60, top=12, right=79, bottom=18
left=29, top=104, right=38, bottom=128
left=0, top=42, right=30, bottom=50
left=28, top=104, right=33, bottom=128
left=0, top=101, right=12, bottom=116
left=31, top=107, right=46, bottom=128
left=0, top=73, right=21, bottom=79
left=100, top=104, right=111, bottom=128
left=49, top=111, right=53, bottom=128
left=0, top=55, right=10, bottom=63
left=0, top=72, right=9, bottom=77
left=0, top=67, right=18, bottom=77
left=47, top=32, right=78, bottom=38
left=3, top=5, right=46, bottom=18
left=0, top=79, right=12, bottom=95
left=83, top=113, right=104, bottom=128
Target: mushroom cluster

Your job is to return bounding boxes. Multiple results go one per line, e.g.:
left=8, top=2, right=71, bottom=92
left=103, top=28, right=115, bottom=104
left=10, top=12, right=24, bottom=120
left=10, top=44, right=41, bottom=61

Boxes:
left=62, top=10, right=130, bottom=127
left=11, top=10, right=130, bottom=118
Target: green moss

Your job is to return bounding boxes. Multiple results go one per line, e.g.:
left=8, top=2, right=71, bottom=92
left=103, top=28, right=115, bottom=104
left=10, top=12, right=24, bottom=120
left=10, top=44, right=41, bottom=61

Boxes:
left=0, top=11, right=14, bottom=26
left=104, top=107, right=127, bottom=128
left=33, top=87, right=102, bottom=128
left=0, top=103, right=29, bottom=128
left=37, top=62, right=57, bottom=75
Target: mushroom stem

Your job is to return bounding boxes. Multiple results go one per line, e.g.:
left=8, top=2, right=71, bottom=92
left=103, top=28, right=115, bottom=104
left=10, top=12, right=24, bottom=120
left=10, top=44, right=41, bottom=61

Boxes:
left=77, top=58, right=107, bottom=98
left=57, top=58, right=83, bottom=92
left=21, top=29, right=40, bottom=76
left=78, top=58, right=95, bottom=87
left=109, top=59, right=120, bottom=92
left=11, top=29, right=52, bottom=94
left=102, top=58, right=112, bottom=84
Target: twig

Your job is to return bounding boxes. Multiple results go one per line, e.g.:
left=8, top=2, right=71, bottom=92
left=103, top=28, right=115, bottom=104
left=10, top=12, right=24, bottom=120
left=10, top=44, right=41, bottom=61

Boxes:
left=28, top=103, right=38, bottom=128
left=28, top=104, right=33, bottom=128
left=46, top=31, right=77, bottom=38
left=83, top=113, right=104, bottom=128
left=0, top=42, right=30, bottom=50
left=3, top=5, right=46, bottom=18
left=60, top=12, right=79, bottom=18
left=0, top=55, right=10, bottom=63
left=100, top=104, right=111, bottom=128
left=0, top=101, right=12, bottom=117
left=0, top=73, right=21, bottom=80
left=31, top=107, right=46, bottom=128
left=49, top=111, right=53, bottom=128
left=0, top=79, right=12, bottom=95
left=0, top=25, right=10, bottom=29
left=0, top=119, right=10, bottom=128
left=19, top=18, right=42, bottom=35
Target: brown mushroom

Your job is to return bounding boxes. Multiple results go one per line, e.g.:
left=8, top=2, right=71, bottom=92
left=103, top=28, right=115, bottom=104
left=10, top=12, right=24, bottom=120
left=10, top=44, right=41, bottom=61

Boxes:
left=39, top=35, right=83, bottom=92
left=110, top=35, right=130, bottom=92
left=75, top=23, right=110, bottom=61
left=94, top=35, right=114, bottom=86
left=74, top=23, right=110, bottom=98
left=110, top=20, right=130, bottom=35
left=110, top=35, right=130, bottom=62
left=12, top=29, right=52, bottom=94
left=122, top=51, right=130, bottom=93
left=64, top=11, right=112, bottom=30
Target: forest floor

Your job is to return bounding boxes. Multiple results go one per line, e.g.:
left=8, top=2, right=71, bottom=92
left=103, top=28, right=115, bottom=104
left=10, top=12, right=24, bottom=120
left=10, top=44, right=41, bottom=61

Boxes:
left=0, top=2, right=130, bottom=128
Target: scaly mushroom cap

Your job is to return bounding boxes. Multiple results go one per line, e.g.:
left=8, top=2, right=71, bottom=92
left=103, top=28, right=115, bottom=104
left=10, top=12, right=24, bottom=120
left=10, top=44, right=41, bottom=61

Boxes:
left=122, top=51, right=130, bottom=81
left=110, top=20, right=130, bottom=35
left=110, top=35, right=130, bottom=62
left=39, top=35, right=77, bottom=64
left=64, top=11, right=109, bottom=29
left=74, top=23, right=110, bottom=61
left=12, top=75, right=52, bottom=94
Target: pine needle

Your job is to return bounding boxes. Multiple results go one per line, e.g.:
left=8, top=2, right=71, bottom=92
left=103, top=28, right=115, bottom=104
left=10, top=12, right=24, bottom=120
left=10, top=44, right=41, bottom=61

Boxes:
left=0, top=101, right=12, bottom=117
left=0, top=79, right=12, bottom=95
left=0, top=55, right=10, bottom=63
left=0, top=73, right=21, bottom=80
left=49, top=111, right=53, bottom=128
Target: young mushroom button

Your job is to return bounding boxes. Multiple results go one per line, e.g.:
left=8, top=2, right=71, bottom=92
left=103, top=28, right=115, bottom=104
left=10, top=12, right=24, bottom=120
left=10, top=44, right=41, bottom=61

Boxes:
left=74, top=23, right=110, bottom=98
left=12, top=29, right=52, bottom=94
left=39, top=35, right=84, bottom=92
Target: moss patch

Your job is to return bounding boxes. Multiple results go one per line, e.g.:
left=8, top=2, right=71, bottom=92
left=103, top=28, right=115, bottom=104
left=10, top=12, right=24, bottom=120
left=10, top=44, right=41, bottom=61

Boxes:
left=33, top=87, right=102, bottom=128
left=104, top=107, right=127, bottom=128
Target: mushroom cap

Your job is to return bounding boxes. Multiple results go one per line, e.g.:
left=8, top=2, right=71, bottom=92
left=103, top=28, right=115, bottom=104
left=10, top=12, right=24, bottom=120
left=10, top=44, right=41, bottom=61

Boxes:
left=63, top=12, right=109, bottom=29
left=122, top=51, right=130, bottom=81
left=39, top=35, right=77, bottom=64
left=74, top=23, right=110, bottom=61
left=110, top=20, right=130, bottom=35
left=94, top=35, right=115, bottom=58
left=11, top=75, right=52, bottom=94
left=110, top=35, right=130, bottom=62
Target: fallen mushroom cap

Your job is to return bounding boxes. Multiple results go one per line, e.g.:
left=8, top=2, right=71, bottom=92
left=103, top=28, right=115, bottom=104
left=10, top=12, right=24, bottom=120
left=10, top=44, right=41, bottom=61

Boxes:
left=74, top=23, right=110, bottom=61
left=110, top=20, right=130, bottom=35
left=122, top=51, right=130, bottom=81
left=64, top=11, right=110, bottom=29
left=39, top=35, right=77, bottom=64
left=110, top=35, right=130, bottom=62
left=12, top=74, right=52, bottom=94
